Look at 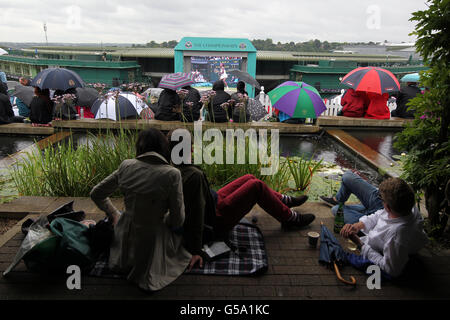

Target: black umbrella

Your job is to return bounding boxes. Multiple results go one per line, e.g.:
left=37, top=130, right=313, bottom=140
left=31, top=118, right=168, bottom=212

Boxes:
left=91, top=92, right=146, bottom=121
left=12, top=84, right=34, bottom=106
left=247, top=98, right=268, bottom=121
left=319, top=222, right=356, bottom=286
left=76, top=87, right=99, bottom=107
left=31, top=67, right=84, bottom=91
left=228, top=69, right=261, bottom=89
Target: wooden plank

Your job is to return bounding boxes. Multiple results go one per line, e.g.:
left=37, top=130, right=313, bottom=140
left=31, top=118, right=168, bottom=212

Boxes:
left=0, top=123, right=54, bottom=135
left=326, top=129, right=399, bottom=177
left=318, top=116, right=411, bottom=128
left=52, top=119, right=321, bottom=133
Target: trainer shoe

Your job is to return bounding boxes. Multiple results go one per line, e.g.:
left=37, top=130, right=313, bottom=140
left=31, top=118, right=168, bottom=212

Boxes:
left=281, top=195, right=308, bottom=208
left=320, top=196, right=339, bottom=207
left=281, top=211, right=316, bottom=230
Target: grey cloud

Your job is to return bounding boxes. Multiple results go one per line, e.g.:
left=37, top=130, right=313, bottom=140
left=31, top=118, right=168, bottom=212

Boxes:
left=0, top=0, right=428, bottom=44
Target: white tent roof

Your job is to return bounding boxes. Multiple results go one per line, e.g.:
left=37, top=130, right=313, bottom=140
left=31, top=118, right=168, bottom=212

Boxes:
left=0, top=48, right=8, bottom=55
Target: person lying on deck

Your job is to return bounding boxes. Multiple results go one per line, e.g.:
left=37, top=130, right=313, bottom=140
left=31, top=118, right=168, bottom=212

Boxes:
left=167, top=130, right=315, bottom=269
left=327, top=174, right=428, bottom=278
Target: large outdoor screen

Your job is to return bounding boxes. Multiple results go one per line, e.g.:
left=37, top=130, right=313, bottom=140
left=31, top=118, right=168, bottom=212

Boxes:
left=190, top=56, right=243, bottom=90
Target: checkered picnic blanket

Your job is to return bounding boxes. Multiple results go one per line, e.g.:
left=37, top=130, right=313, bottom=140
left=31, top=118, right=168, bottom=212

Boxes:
left=88, top=221, right=268, bottom=278
left=186, top=222, right=268, bottom=275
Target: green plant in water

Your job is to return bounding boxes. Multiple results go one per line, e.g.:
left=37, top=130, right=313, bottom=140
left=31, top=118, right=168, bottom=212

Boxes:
left=11, top=129, right=138, bottom=197
left=287, top=156, right=323, bottom=192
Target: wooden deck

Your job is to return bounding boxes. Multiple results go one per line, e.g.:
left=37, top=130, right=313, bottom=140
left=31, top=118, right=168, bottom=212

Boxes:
left=0, top=197, right=449, bottom=301
left=0, top=116, right=412, bottom=136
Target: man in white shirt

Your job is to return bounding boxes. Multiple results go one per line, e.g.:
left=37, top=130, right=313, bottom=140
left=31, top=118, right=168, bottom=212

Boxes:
left=340, top=177, right=428, bottom=277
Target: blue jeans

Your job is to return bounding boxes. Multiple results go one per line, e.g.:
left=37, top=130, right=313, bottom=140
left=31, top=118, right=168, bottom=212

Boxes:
left=331, top=171, right=384, bottom=224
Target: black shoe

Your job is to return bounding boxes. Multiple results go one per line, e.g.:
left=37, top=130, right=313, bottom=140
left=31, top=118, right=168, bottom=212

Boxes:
left=281, top=212, right=316, bottom=230
left=320, top=196, right=339, bottom=207
left=282, top=195, right=308, bottom=208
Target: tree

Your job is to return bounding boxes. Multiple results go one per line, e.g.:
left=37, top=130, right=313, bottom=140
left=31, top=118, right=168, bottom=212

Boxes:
left=394, top=0, right=450, bottom=237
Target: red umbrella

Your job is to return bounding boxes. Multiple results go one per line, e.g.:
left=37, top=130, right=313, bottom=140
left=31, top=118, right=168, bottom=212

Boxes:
left=341, top=67, right=400, bottom=95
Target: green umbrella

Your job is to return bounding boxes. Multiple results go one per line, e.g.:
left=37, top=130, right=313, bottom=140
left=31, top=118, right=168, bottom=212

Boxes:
left=267, top=81, right=326, bottom=119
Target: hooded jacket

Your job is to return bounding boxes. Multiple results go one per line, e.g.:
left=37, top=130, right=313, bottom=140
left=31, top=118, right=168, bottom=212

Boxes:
left=206, top=81, right=231, bottom=122
left=391, top=84, right=420, bottom=118
left=364, top=92, right=390, bottom=120
left=155, top=89, right=182, bottom=121
left=340, top=89, right=367, bottom=118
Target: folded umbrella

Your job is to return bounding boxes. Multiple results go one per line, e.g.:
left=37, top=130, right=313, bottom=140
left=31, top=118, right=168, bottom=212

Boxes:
left=158, top=72, right=194, bottom=90
left=228, top=69, right=261, bottom=89
left=268, top=81, right=326, bottom=119
left=319, top=222, right=356, bottom=286
left=31, top=67, right=85, bottom=91
left=12, top=84, right=34, bottom=106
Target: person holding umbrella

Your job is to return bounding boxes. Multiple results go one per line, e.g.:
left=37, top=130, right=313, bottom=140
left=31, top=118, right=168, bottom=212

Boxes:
left=155, top=88, right=182, bottom=121
left=339, top=177, right=428, bottom=278
left=339, top=89, right=368, bottom=118
left=364, top=92, right=390, bottom=120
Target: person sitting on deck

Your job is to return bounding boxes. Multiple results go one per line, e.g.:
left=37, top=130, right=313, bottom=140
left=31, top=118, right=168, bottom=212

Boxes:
left=181, top=85, right=202, bottom=122
left=154, top=88, right=182, bottom=121
left=205, top=80, right=231, bottom=123
left=339, top=177, right=428, bottom=278
left=230, top=81, right=250, bottom=123
left=90, top=128, right=195, bottom=292
left=273, top=108, right=306, bottom=124
left=320, top=170, right=386, bottom=224
left=29, top=87, right=54, bottom=125
left=0, top=92, right=24, bottom=124
left=391, top=82, right=421, bottom=119
left=364, top=92, right=390, bottom=120
left=339, top=89, right=368, bottom=118
left=167, top=130, right=315, bottom=269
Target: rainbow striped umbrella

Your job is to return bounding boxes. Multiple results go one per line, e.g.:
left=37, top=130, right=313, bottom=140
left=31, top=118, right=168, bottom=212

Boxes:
left=267, top=81, right=326, bottom=118
left=158, top=72, right=194, bottom=90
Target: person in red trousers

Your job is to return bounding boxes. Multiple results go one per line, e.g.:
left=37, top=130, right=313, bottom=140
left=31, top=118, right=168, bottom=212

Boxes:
left=340, top=89, right=368, bottom=118
left=167, top=131, right=315, bottom=270
left=364, top=92, right=390, bottom=119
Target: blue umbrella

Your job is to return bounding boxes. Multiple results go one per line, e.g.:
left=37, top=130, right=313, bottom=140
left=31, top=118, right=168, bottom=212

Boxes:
left=400, top=73, right=420, bottom=83
left=31, top=68, right=84, bottom=91
left=319, top=222, right=356, bottom=285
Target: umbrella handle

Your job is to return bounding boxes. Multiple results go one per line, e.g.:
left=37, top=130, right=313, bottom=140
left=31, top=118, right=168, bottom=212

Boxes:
left=333, top=262, right=356, bottom=286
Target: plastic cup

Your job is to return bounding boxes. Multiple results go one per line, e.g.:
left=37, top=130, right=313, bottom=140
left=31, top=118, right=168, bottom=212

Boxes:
left=307, top=231, right=320, bottom=248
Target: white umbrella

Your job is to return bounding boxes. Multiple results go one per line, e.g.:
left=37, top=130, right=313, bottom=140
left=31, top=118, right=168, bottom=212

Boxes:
left=91, top=92, right=147, bottom=121
left=0, top=48, right=8, bottom=55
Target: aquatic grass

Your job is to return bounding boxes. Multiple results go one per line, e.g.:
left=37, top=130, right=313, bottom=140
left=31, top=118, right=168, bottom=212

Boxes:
left=287, top=156, right=323, bottom=192
left=11, top=129, right=138, bottom=197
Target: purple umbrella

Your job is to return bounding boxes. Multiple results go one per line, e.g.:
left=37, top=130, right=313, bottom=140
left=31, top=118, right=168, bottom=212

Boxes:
left=158, top=72, right=194, bottom=91
left=267, top=81, right=326, bottom=118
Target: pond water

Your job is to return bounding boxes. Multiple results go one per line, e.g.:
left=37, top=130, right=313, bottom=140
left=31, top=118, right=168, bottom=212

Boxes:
left=345, top=129, right=402, bottom=160
left=279, top=134, right=384, bottom=186
left=0, top=135, right=45, bottom=160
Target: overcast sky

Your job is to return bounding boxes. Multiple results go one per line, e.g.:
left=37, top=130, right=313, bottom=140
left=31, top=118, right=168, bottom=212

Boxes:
left=0, top=0, right=428, bottom=44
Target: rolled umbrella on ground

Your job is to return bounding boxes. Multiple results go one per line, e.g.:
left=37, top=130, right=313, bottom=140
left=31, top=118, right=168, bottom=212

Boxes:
left=31, top=67, right=85, bottom=91
left=91, top=92, right=146, bottom=121
left=319, top=222, right=356, bottom=286
left=158, top=72, right=194, bottom=91
left=268, top=81, right=326, bottom=118
left=228, top=69, right=261, bottom=89
left=341, top=67, right=400, bottom=95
